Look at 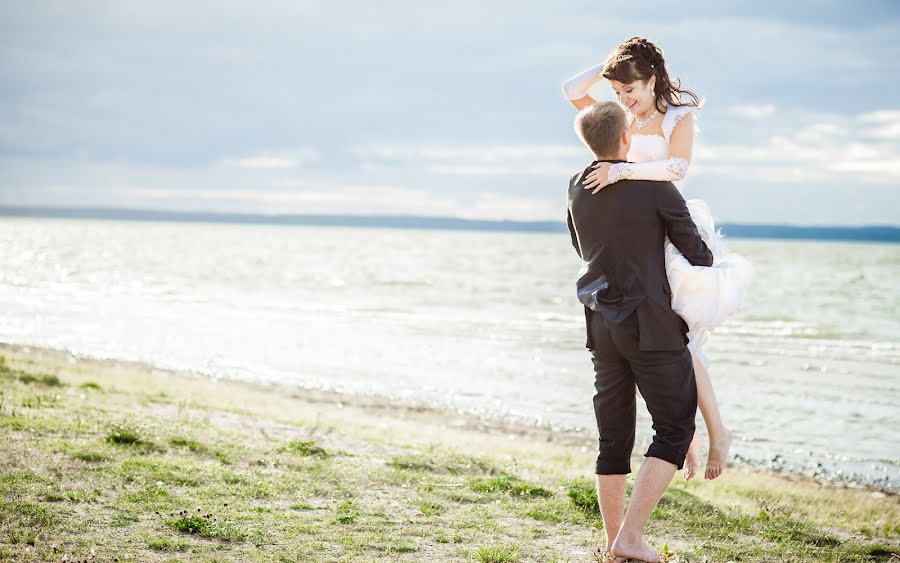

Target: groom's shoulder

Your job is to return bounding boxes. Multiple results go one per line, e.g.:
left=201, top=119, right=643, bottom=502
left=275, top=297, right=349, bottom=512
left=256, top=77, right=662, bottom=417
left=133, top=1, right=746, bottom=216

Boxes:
left=567, top=165, right=591, bottom=197
left=569, top=166, right=589, bottom=188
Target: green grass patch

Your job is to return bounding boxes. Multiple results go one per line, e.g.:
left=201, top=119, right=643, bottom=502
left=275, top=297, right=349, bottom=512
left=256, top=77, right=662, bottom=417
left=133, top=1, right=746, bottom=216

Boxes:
left=564, top=477, right=601, bottom=518
left=0, top=415, right=28, bottom=430
left=0, top=499, right=57, bottom=545
left=169, top=436, right=210, bottom=455
left=17, top=373, right=63, bottom=386
left=474, top=544, right=520, bottom=562
left=20, top=393, right=61, bottom=408
left=418, top=499, right=446, bottom=516
left=469, top=473, right=553, bottom=499
left=0, top=471, right=45, bottom=494
left=145, top=534, right=190, bottom=552
left=110, top=511, right=141, bottom=527
left=72, top=449, right=110, bottom=462
left=122, top=484, right=174, bottom=503
left=334, top=499, right=360, bottom=524
left=166, top=507, right=246, bottom=541
left=523, top=498, right=570, bottom=524
left=105, top=421, right=144, bottom=445
left=117, top=458, right=202, bottom=487
left=388, top=451, right=498, bottom=476
left=279, top=439, right=328, bottom=457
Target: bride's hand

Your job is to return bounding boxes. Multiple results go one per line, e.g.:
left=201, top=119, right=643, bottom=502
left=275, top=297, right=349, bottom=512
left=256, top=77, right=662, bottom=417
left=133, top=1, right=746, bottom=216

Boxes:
left=583, top=162, right=611, bottom=194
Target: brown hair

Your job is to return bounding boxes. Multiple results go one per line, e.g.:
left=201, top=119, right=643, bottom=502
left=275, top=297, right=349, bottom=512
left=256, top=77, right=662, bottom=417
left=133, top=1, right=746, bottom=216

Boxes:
left=574, top=101, right=628, bottom=158
left=601, top=36, right=701, bottom=113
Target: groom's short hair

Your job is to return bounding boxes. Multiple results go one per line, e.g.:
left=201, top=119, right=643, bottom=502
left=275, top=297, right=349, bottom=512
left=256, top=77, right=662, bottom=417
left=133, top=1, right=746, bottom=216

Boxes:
left=575, top=101, right=627, bottom=157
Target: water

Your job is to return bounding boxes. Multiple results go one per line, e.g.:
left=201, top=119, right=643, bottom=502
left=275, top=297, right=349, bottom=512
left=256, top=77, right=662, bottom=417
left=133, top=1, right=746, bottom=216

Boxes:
left=1, top=217, right=898, bottom=490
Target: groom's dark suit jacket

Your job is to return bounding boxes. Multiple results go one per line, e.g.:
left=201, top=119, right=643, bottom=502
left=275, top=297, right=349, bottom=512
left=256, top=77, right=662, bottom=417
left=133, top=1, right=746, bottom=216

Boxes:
left=566, top=159, right=714, bottom=351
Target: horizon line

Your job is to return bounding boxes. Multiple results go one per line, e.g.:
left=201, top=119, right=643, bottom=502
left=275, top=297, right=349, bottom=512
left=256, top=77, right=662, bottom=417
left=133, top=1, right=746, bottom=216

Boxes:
left=1, top=205, right=898, bottom=242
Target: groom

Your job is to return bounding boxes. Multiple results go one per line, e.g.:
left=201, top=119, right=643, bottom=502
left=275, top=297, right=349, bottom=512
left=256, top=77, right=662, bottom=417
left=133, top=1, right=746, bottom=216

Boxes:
left=566, top=102, right=713, bottom=562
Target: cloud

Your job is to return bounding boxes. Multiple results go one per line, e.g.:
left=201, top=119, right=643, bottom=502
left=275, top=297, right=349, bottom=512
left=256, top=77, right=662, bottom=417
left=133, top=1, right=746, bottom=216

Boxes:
left=354, top=144, right=586, bottom=176
left=692, top=109, right=900, bottom=183
left=221, top=147, right=320, bottom=169
left=858, top=110, right=900, bottom=140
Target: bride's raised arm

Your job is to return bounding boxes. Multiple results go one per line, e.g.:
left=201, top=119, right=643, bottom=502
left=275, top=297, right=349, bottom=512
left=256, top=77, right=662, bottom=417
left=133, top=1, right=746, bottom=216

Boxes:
left=582, top=110, right=696, bottom=193
left=562, top=62, right=606, bottom=111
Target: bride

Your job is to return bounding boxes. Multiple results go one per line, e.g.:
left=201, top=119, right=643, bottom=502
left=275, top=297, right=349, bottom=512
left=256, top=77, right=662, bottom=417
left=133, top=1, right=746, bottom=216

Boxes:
left=562, top=36, right=754, bottom=481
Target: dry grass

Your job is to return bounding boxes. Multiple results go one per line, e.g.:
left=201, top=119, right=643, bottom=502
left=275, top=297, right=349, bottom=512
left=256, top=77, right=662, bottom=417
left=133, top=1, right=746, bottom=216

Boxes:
left=0, top=343, right=897, bottom=562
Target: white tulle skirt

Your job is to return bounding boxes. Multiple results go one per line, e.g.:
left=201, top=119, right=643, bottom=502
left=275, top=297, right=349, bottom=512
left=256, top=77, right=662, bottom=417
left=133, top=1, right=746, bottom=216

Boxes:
left=665, top=199, right=756, bottom=367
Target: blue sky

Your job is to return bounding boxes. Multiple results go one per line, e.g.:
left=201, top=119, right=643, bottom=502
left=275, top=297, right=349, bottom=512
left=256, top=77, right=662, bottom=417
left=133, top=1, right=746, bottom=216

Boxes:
left=1, top=1, right=898, bottom=225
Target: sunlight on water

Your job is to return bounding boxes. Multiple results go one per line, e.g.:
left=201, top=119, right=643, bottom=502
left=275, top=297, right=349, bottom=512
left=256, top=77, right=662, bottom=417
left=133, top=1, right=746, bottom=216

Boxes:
left=1, top=218, right=898, bottom=489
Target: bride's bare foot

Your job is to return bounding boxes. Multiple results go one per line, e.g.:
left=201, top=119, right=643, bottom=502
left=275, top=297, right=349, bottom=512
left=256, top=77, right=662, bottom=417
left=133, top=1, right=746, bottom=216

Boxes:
left=612, top=537, right=660, bottom=562
left=705, top=427, right=733, bottom=480
left=683, top=433, right=701, bottom=481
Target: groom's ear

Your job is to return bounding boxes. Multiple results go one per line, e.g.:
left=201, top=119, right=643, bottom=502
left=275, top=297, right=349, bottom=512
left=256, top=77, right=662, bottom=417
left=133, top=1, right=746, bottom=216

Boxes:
left=622, top=127, right=631, bottom=147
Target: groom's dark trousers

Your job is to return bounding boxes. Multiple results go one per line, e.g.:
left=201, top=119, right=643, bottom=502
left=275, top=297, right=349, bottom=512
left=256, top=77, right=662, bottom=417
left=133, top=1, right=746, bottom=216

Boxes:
left=566, top=159, right=714, bottom=475
left=586, top=309, right=697, bottom=474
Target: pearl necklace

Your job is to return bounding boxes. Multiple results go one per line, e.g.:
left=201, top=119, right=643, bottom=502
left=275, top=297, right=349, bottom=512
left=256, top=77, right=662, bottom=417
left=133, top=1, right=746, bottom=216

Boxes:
left=634, top=109, right=659, bottom=129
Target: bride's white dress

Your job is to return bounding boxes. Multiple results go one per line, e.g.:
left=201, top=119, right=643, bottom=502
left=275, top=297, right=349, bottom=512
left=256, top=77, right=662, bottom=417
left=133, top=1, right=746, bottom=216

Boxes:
left=626, top=106, right=755, bottom=366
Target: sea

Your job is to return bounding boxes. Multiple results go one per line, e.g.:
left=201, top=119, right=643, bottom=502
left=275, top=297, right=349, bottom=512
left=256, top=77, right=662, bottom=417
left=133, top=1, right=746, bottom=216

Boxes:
left=1, top=217, right=898, bottom=490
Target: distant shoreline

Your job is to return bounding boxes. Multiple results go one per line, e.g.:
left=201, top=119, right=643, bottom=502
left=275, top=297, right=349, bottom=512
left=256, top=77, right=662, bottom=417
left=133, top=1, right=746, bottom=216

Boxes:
left=2, top=205, right=899, bottom=243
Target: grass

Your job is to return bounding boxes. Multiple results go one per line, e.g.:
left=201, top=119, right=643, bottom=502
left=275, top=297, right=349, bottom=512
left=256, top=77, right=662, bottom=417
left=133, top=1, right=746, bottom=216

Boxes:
left=474, top=544, right=520, bottom=562
left=468, top=473, right=554, bottom=498
left=0, top=347, right=897, bottom=562
left=279, top=438, right=328, bottom=457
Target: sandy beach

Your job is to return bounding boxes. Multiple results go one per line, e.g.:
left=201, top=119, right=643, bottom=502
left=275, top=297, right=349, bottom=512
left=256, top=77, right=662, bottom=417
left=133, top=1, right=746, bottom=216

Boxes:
left=0, top=341, right=897, bottom=562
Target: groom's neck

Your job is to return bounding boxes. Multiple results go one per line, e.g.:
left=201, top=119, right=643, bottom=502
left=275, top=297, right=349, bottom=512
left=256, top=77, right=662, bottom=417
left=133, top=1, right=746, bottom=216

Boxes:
left=593, top=149, right=628, bottom=161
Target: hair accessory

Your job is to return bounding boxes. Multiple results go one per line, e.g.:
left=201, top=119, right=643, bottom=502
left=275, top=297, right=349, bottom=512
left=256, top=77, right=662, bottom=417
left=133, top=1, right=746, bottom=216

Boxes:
left=606, top=53, right=633, bottom=66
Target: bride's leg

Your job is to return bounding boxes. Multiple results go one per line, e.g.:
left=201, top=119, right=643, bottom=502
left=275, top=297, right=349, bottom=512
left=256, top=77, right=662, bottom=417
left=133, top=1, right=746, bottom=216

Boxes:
left=692, top=353, right=732, bottom=480
left=683, top=427, right=701, bottom=481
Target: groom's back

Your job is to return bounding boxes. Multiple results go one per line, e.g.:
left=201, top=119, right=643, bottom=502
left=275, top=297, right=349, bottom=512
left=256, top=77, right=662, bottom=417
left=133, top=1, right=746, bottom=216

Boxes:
left=566, top=162, right=712, bottom=351
left=567, top=167, right=672, bottom=300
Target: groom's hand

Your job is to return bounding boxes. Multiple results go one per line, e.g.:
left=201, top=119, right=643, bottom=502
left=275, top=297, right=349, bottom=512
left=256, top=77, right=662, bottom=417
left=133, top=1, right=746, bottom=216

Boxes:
left=584, top=162, right=612, bottom=194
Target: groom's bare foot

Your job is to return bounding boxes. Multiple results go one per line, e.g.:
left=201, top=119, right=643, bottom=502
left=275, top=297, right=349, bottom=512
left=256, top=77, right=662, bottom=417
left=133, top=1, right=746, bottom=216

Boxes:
left=595, top=545, right=626, bottom=563
left=705, top=427, right=733, bottom=480
left=611, top=537, right=661, bottom=562
left=683, top=433, right=701, bottom=481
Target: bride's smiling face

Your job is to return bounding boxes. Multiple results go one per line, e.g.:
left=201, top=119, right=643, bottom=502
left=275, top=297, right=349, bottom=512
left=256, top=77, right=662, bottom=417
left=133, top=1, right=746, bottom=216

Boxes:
left=610, top=78, right=655, bottom=115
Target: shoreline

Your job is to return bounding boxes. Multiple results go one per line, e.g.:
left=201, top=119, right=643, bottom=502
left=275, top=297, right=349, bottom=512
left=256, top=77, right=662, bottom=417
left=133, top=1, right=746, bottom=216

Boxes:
left=1, top=340, right=894, bottom=496
left=1, top=340, right=897, bottom=561
left=0, top=340, right=599, bottom=449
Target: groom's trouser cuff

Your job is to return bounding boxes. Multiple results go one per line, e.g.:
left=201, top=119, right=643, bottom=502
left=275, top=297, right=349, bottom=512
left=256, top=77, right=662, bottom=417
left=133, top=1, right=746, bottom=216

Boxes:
left=645, top=439, right=692, bottom=469
left=595, top=455, right=632, bottom=475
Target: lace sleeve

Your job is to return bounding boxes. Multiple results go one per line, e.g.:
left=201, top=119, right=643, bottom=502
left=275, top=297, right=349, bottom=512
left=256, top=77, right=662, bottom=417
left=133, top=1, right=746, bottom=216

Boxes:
left=608, top=158, right=690, bottom=183
left=662, top=106, right=699, bottom=143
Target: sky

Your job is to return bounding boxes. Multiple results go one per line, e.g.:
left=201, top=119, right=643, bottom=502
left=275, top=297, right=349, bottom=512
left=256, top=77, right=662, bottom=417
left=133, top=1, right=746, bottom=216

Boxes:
left=1, top=0, right=899, bottom=226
